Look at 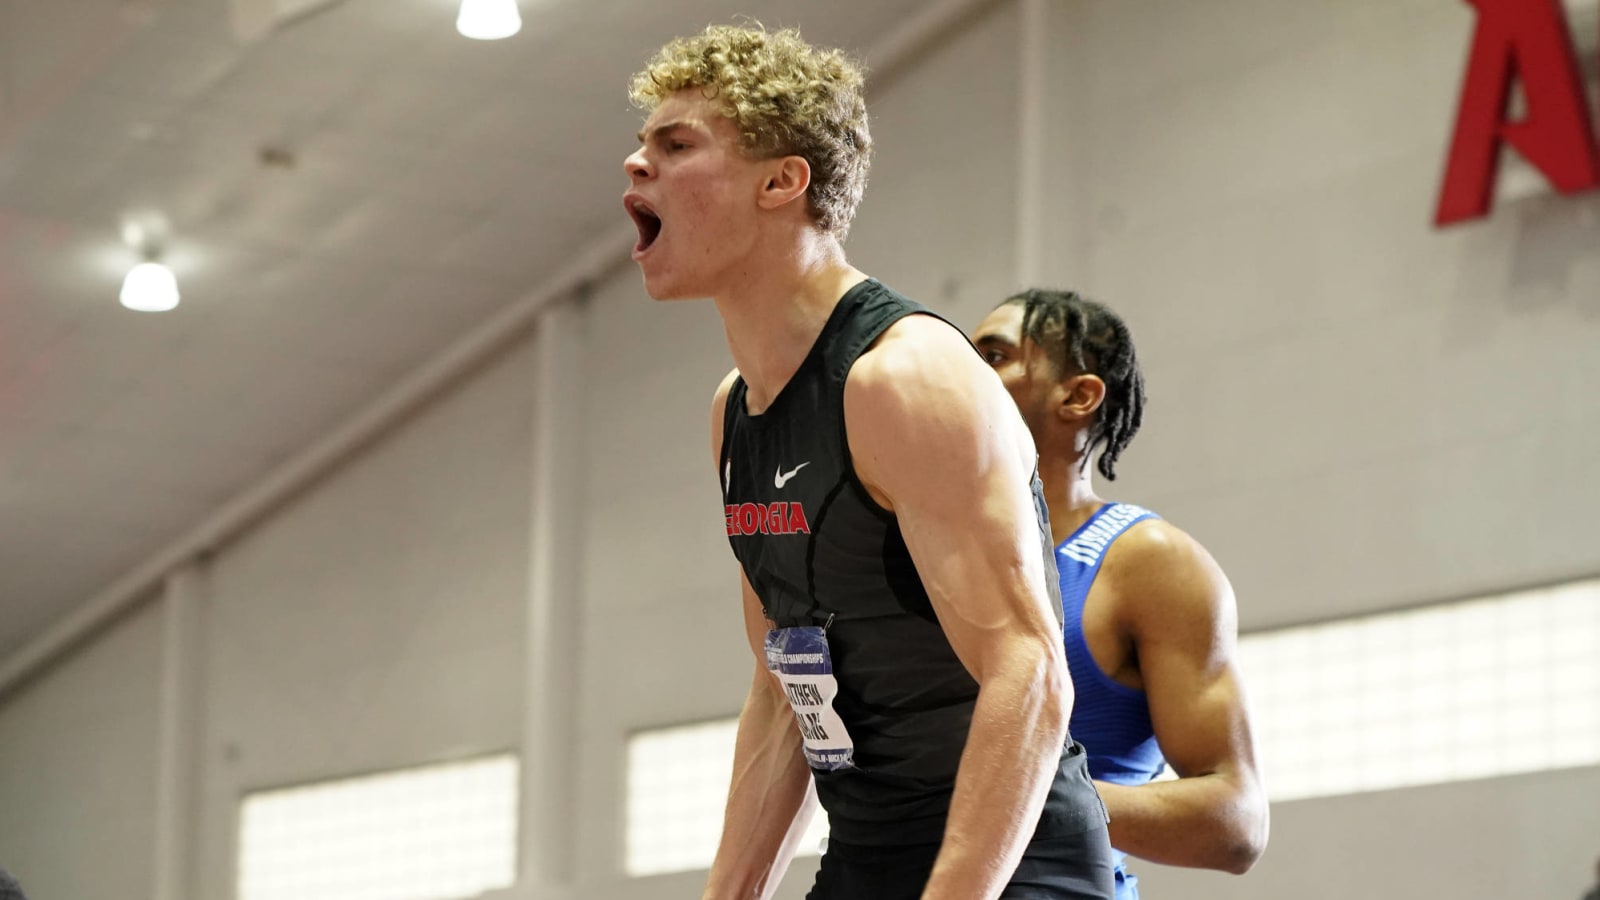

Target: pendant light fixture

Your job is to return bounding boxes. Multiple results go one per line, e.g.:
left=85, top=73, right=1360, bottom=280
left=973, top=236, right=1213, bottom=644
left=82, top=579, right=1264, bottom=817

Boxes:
left=457, top=0, right=520, bottom=40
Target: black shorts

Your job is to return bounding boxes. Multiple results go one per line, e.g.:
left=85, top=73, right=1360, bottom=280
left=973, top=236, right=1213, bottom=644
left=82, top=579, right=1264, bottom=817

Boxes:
left=805, top=822, right=1115, bottom=900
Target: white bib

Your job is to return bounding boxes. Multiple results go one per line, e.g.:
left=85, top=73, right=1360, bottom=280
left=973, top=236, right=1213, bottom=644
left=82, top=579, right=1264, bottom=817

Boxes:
left=765, top=626, right=855, bottom=771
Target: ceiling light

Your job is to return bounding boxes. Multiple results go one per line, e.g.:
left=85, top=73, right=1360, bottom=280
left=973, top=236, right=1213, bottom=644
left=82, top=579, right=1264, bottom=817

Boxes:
left=456, top=0, right=520, bottom=40
left=120, top=261, right=181, bottom=312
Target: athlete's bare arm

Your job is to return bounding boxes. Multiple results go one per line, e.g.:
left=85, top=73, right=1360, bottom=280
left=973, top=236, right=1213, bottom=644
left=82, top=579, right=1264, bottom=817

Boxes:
left=1093, top=521, right=1268, bottom=873
left=703, top=370, right=817, bottom=900
left=846, top=317, right=1074, bottom=900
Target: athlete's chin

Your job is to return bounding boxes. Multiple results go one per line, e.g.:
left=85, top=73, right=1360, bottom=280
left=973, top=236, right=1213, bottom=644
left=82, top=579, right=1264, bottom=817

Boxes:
left=640, top=280, right=697, bottom=302
left=638, top=269, right=709, bottom=302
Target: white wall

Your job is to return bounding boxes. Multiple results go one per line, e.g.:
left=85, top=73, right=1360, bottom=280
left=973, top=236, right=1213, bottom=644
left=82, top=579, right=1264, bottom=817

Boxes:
left=1040, top=0, right=1600, bottom=630
left=1032, top=0, right=1600, bottom=896
left=848, top=0, right=1022, bottom=332
left=1135, top=765, right=1600, bottom=900
left=188, top=339, right=538, bottom=900
left=0, top=600, right=162, bottom=900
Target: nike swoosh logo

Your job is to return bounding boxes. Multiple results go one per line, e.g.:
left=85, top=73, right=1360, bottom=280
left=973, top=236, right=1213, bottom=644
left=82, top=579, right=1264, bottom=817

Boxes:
left=774, top=462, right=810, bottom=489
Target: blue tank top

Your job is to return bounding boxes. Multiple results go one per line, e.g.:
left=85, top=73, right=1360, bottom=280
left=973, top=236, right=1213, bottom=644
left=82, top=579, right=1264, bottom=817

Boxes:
left=1057, top=502, right=1166, bottom=900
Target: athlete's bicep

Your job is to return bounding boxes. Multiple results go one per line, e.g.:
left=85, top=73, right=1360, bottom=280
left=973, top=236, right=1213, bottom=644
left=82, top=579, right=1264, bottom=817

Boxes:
left=845, top=320, right=1060, bottom=679
left=1116, top=526, right=1259, bottom=780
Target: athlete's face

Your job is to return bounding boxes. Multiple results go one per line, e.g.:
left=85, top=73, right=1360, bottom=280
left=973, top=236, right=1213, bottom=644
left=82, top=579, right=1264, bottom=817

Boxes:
left=975, top=303, right=1107, bottom=457
left=622, top=91, right=772, bottom=301
left=972, top=302, right=1060, bottom=441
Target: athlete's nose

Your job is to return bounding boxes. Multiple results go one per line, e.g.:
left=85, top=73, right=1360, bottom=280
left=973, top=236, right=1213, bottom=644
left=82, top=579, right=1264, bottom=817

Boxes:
left=624, top=146, right=652, bottom=182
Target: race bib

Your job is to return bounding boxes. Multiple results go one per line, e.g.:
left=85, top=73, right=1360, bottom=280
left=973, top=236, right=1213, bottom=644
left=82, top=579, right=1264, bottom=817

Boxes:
left=765, top=626, right=855, bottom=771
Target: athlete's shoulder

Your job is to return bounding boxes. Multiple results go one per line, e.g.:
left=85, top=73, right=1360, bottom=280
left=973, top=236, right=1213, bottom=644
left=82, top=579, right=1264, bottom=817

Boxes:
left=846, top=318, right=997, bottom=449
left=844, top=311, right=1032, bottom=502
left=1103, top=515, right=1209, bottom=579
left=712, top=367, right=741, bottom=408
left=710, top=367, right=741, bottom=461
left=851, top=312, right=981, bottom=390
left=1102, top=515, right=1235, bottom=630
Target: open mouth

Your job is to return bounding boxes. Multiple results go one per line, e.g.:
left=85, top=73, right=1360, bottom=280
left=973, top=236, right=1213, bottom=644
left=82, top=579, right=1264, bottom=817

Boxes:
left=627, top=198, right=662, bottom=255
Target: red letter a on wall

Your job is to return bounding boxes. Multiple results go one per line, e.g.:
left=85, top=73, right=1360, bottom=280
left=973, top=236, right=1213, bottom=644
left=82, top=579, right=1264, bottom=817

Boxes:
left=1435, top=0, right=1600, bottom=226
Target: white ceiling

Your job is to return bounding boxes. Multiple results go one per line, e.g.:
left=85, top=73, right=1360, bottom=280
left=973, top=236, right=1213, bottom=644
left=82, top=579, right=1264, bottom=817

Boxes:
left=0, top=0, right=940, bottom=660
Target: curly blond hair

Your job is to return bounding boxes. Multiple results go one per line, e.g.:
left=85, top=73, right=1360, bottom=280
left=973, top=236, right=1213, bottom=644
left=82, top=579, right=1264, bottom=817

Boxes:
left=629, top=24, right=872, bottom=238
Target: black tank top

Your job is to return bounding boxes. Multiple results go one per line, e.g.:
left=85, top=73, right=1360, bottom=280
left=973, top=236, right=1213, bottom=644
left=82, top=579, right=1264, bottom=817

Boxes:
left=719, top=279, right=1106, bottom=847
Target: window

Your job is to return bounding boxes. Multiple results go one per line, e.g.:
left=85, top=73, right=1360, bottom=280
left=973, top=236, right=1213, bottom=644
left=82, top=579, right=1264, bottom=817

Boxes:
left=238, top=754, right=518, bottom=900
left=1241, top=578, right=1600, bottom=802
left=624, top=719, right=828, bottom=877
left=620, top=580, right=1600, bottom=872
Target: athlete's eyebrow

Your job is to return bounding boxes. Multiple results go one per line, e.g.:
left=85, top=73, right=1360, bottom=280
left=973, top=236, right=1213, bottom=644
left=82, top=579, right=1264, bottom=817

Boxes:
left=637, top=121, right=690, bottom=144
left=972, top=332, right=1017, bottom=348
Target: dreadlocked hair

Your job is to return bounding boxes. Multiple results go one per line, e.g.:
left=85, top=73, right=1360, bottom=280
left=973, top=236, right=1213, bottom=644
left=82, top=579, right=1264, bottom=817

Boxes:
left=1007, top=288, right=1145, bottom=480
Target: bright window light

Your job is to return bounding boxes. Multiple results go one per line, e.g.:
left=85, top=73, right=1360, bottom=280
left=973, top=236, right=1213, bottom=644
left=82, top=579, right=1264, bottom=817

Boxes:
left=625, top=719, right=829, bottom=877
left=1241, top=578, right=1600, bottom=802
left=620, top=581, right=1600, bottom=873
left=238, top=754, right=518, bottom=900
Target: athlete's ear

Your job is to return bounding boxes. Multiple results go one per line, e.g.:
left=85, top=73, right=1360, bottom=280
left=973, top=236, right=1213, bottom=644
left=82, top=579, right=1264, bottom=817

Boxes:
left=1058, top=374, right=1106, bottom=424
left=757, top=155, right=811, bottom=211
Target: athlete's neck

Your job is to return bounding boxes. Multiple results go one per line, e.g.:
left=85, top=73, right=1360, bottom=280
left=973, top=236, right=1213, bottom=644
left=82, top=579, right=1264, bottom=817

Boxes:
left=714, top=231, right=866, bottom=414
left=1038, top=447, right=1105, bottom=546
